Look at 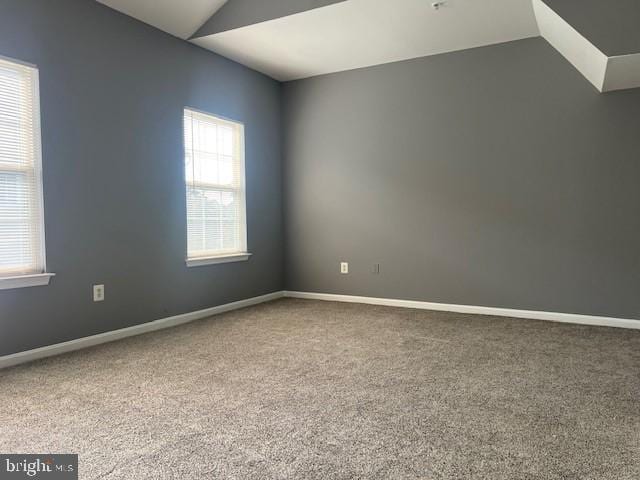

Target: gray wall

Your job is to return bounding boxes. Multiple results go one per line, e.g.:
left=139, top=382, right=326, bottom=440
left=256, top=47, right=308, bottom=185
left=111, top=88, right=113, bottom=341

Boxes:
left=283, top=37, right=640, bottom=320
left=0, top=0, right=284, bottom=357
left=543, top=0, right=640, bottom=56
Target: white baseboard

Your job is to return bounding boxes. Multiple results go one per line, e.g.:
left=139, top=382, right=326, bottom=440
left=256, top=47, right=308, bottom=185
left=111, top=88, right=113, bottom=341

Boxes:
left=0, top=291, right=285, bottom=370
left=4, top=289, right=638, bottom=370
left=284, top=291, right=640, bottom=330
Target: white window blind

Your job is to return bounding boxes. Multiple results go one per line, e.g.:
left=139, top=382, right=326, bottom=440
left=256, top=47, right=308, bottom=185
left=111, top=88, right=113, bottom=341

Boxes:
left=183, top=109, right=247, bottom=261
left=0, top=56, right=46, bottom=278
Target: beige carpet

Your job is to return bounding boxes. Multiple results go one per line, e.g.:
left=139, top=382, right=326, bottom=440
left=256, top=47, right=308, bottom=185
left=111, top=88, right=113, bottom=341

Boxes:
left=1, top=298, right=639, bottom=479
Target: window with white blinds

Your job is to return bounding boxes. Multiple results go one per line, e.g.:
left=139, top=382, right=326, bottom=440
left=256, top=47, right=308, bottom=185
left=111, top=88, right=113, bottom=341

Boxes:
left=0, top=56, right=46, bottom=278
left=183, top=109, right=247, bottom=262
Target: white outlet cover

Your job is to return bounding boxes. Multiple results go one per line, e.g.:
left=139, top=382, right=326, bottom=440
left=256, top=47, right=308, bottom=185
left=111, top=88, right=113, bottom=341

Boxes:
left=340, top=262, right=349, bottom=274
left=93, top=284, right=105, bottom=302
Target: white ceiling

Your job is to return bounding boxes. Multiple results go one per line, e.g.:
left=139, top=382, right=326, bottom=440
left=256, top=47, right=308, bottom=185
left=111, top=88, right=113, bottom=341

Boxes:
left=98, top=0, right=540, bottom=81
left=97, top=0, right=228, bottom=40
left=533, top=0, right=640, bottom=92
left=192, top=0, right=540, bottom=81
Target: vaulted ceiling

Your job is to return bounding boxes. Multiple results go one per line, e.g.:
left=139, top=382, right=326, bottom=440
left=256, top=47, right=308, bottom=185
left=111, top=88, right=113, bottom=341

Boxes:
left=96, top=0, right=640, bottom=91
left=97, top=0, right=228, bottom=39
left=190, top=0, right=539, bottom=81
left=533, top=0, right=640, bottom=92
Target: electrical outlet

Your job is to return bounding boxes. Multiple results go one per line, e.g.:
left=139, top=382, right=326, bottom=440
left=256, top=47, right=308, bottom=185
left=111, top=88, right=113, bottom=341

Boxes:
left=340, top=262, right=349, bottom=274
left=93, top=284, right=105, bottom=302
left=372, top=263, right=380, bottom=274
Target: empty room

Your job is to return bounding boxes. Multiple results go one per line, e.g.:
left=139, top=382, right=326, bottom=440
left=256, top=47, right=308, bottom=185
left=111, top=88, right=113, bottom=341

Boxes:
left=1, top=0, right=639, bottom=478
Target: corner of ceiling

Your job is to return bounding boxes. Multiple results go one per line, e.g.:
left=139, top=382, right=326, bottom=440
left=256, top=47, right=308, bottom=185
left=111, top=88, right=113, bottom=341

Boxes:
left=532, top=0, right=640, bottom=93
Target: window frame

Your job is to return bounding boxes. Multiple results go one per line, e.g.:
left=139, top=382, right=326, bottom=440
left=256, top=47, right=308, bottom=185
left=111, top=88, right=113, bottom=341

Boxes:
left=0, top=55, right=53, bottom=290
left=182, top=107, right=250, bottom=267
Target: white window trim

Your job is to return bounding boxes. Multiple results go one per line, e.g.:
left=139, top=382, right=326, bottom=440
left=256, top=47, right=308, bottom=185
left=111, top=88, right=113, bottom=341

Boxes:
left=0, top=273, right=55, bottom=291
left=186, top=253, right=252, bottom=268
left=0, top=55, right=53, bottom=289
left=183, top=108, right=250, bottom=267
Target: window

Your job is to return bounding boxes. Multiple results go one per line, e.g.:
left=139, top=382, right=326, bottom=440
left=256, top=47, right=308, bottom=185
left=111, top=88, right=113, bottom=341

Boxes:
left=0, top=56, right=51, bottom=289
left=183, top=108, right=249, bottom=266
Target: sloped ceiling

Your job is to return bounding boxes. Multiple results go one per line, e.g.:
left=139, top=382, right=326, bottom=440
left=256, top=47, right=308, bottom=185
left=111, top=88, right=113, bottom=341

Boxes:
left=96, top=0, right=540, bottom=81
left=542, top=0, right=640, bottom=57
left=96, top=0, right=640, bottom=91
left=191, top=0, right=540, bottom=81
left=192, top=0, right=349, bottom=38
left=534, top=0, right=640, bottom=92
left=96, top=0, right=228, bottom=40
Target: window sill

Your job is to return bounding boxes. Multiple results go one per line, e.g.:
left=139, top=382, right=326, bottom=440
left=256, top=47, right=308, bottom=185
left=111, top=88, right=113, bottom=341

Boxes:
left=186, top=253, right=252, bottom=267
left=0, top=273, right=55, bottom=291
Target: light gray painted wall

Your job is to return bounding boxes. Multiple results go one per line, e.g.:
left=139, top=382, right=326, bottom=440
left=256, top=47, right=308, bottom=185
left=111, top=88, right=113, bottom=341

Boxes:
left=283, top=37, right=640, bottom=319
left=543, top=0, right=640, bottom=56
left=0, top=0, right=283, bottom=357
